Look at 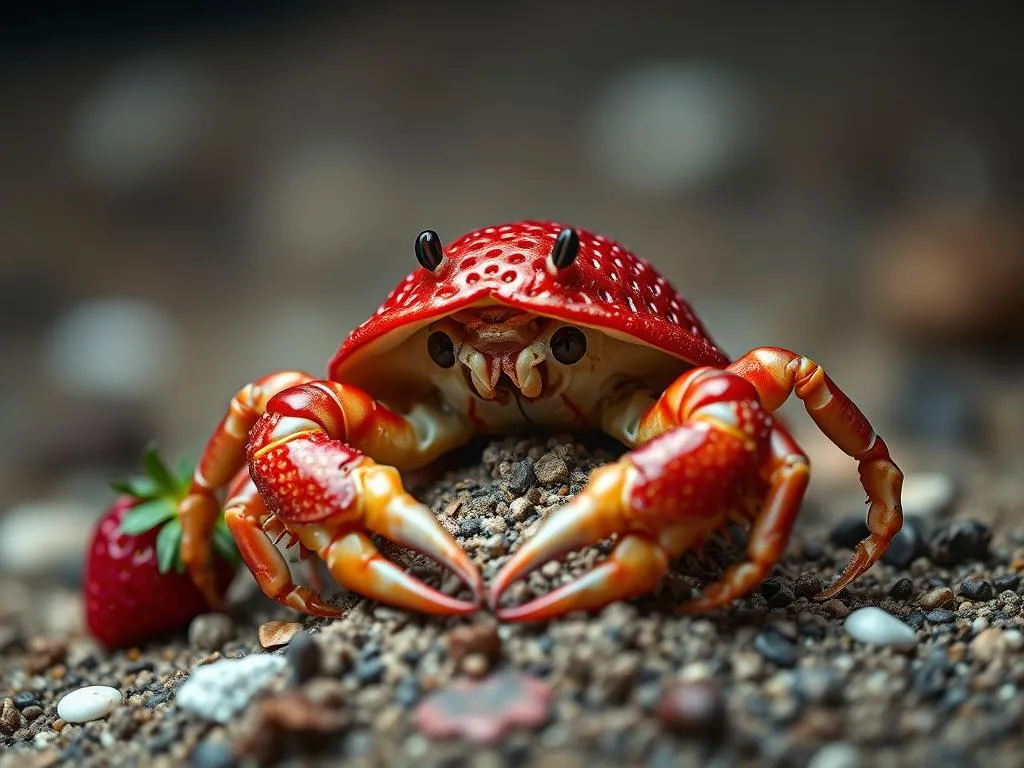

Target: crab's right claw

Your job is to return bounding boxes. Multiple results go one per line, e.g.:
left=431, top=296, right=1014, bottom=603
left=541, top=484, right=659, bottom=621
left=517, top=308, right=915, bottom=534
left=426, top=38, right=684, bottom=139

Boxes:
left=179, top=490, right=226, bottom=610
left=325, top=465, right=483, bottom=616
left=489, top=462, right=670, bottom=622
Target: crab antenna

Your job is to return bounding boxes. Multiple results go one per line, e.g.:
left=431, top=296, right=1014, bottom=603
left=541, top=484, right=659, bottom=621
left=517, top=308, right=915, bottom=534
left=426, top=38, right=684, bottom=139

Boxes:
left=415, top=230, right=445, bottom=271
left=550, top=227, right=580, bottom=270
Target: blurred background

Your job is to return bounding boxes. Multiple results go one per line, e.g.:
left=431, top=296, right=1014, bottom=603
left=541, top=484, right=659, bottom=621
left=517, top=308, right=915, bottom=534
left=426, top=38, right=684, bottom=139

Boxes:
left=1, top=2, right=1023, bottom=600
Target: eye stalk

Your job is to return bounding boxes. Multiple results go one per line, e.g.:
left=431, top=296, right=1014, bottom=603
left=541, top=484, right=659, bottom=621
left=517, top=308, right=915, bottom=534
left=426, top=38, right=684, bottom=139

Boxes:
left=415, top=230, right=445, bottom=271
left=550, top=326, right=587, bottom=364
left=550, top=228, right=580, bottom=270
left=427, top=331, right=456, bottom=368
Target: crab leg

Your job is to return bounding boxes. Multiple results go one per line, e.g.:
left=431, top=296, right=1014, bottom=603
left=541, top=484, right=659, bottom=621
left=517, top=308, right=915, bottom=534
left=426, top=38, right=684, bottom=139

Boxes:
left=245, top=381, right=481, bottom=614
left=492, top=348, right=902, bottom=619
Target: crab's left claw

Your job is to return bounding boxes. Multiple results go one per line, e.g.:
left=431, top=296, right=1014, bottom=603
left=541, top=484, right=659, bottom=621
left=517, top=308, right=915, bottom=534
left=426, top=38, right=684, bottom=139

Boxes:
left=490, top=462, right=671, bottom=622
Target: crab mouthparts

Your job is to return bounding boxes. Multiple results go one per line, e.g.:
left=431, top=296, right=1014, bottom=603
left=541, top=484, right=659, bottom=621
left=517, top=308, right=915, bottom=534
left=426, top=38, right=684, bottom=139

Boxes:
left=459, top=343, right=547, bottom=400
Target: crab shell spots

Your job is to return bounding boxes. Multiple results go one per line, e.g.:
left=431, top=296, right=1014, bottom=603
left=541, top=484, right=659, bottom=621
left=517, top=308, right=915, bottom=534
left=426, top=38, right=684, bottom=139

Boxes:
left=328, top=220, right=728, bottom=383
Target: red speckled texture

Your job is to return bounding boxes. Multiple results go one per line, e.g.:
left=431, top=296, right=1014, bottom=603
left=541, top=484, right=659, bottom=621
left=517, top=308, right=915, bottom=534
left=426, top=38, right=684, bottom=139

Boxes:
left=328, top=221, right=728, bottom=381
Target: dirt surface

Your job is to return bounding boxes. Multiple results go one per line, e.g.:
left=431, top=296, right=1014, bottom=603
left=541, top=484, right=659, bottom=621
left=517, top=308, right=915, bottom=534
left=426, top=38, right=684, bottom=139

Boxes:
left=3, top=430, right=1024, bottom=768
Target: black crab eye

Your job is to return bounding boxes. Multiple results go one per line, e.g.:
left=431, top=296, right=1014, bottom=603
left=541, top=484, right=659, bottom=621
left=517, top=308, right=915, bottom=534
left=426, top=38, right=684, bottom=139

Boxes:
left=550, top=326, right=587, bottom=364
left=427, top=331, right=456, bottom=368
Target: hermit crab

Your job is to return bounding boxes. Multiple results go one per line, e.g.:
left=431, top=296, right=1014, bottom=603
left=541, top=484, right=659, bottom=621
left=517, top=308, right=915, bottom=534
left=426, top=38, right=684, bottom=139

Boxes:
left=178, top=221, right=903, bottom=621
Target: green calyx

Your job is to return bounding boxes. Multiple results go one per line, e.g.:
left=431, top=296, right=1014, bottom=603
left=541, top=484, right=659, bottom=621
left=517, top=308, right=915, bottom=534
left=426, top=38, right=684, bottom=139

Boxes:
left=112, top=442, right=240, bottom=575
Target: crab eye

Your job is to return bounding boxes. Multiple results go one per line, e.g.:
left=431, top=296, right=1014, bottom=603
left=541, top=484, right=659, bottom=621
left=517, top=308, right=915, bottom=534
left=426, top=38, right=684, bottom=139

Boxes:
left=427, top=332, right=456, bottom=368
left=550, top=326, right=587, bottom=365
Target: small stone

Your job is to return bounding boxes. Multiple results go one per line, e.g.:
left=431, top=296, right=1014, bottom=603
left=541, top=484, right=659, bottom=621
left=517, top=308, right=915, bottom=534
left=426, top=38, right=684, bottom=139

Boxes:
left=508, top=497, right=533, bottom=522
left=929, top=520, right=991, bottom=566
left=258, top=620, right=302, bottom=649
left=285, top=631, right=321, bottom=685
left=0, top=698, right=21, bottom=735
left=889, top=577, right=914, bottom=600
left=919, top=587, right=954, bottom=609
left=881, top=518, right=924, bottom=569
left=900, top=473, right=956, bottom=518
left=807, top=742, right=861, bottom=768
left=481, top=516, right=507, bottom=536
left=540, top=561, right=562, bottom=579
left=824, top=599, right=850, bottom=619
left=957, top=579, right=995, bottom=602
left=12, top=692, right=40, bottom=710
left=177, top=654, right=286, bottom=723
left=753, top=628, right=798, bottom=667
left=794, top=574, right=822, bottom=599
left=22, top=706, right=42, bottom=721
left=51, top=719, right=65, bottom=732
left=829, top=517, right=869, bottom=549
left=844, top=608, right=917, bottom=651
left=925, top=609, right=956, bottom=624
left=533, top=452, right=569, bottom=485
left=355, top=658, right=385, bottom=685
left=485, top=535, right=507, bottom=555
left=993, top=573, right=1021, bottom=593
left=656, top=680, right=726, bottom=740
left=462, top=653, right=490, bottom=678
left=188, top=738, right=237, bottom=768
left=188, top=613, right=235, bottom=651
left=507, top=461, right=537, bottom=497
left=56, top=685, right=122, bottom=723
left=971, top=628, right=1009, bottom=663
left=446, top=623, right=502, bottom=666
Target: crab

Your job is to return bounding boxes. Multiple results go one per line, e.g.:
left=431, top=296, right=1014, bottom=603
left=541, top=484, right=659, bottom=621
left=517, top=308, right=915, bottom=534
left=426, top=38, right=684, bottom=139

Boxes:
left=177, top=220, right=903, bottom=621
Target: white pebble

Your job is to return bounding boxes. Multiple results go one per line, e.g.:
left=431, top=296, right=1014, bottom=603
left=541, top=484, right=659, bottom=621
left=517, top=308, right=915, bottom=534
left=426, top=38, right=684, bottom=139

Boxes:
left=808, top=742, right=862, bottom=768
left=844, top=607, right=917, bottom=651
left=176, top=654, right=286, bottom=723
left=57, top=686, right=122, bottom=723
left=899, top=472, right=955, bottom=518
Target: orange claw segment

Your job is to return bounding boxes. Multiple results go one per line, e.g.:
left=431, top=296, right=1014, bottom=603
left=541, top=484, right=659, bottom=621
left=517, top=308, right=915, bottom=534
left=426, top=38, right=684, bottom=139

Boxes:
left=497, top=535, right=669, bottom=622
left=488, top=462, right=635, bottom=612
left=325, top=531, right=478, bottom=615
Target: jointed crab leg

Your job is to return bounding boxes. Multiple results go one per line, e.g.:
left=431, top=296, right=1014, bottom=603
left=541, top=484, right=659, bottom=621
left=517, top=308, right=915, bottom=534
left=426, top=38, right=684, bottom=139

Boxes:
left=244, top=380, right=481, bottom=614
left=491, top=348, right=903, bottom=620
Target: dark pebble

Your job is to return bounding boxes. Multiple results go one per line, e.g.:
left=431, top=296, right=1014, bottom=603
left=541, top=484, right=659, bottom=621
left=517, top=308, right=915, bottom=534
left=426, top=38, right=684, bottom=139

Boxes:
left=145, top=690, right=174, bottom=708
left=829, top=517, right=869, bottom=550
left=881, top=518, right=924, bottom=569
left=993, top=574, right=1021, bottom=593
left=459, top=518, right=481, bottom=537
left=125, top=659, right=154, bottom=674
left=656, top=681, right=726, bottom=741
left=189, top=739, right=237, bottom=768
left=11, top=692, right=39, bottom=710
left=399, top=649, right=421, bottom=665
left=753, top=628, right=798, bottom=668
left=394, top=677, right=421, bottom=708
left=801, top=541, right=826, bottom=561
left=768, top=587, right=794, bottom=608
left=760, top=579, right=782, bottom=599
left=889, top=577, right=914, bottom=600
left=354, top=658, right=384, bottom=685
left=903, top=612, right=927, bottom=630
left=285, top=631, right=321, bottom=685
left=929, top=520, right=991, bottom=566
left=506, top=460, right=536, bottom=497
left=939, top=687, right=970, bottom=712
left=913, top=664, right=948, bottom=699
left=794, top=574, right=822, bottom=599
left=957, top=579, right=995, bottom=602
left=925, top=609, right=956, bottom=624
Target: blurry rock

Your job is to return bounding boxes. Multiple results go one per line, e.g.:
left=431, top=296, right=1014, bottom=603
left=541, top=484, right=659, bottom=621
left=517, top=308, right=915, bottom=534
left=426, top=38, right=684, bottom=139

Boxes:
left=73, top=58, right=210, bottom=195
left=587, top=63, right=760, bottom=195
left=188, top=614, right=235, bottom=651
left=869, top=211, right=1024, bottom=345
left=45, top=298, right=181, bottom=400
left=0, top=500, right=97, bottom=577
left=258, top=620, right=302, bottom=649
left=656, top=680, right=726, bottom=740
left=177, top=654, right=286, bottom=723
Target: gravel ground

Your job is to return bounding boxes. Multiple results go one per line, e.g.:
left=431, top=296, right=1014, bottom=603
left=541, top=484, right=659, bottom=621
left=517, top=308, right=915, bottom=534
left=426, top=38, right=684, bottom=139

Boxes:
left=3, top=434, right=1024, bottom=768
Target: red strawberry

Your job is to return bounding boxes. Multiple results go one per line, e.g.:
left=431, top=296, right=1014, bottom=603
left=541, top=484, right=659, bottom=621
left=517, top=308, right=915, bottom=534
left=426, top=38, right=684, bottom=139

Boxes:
left=84, top=445, right=239, bottom=648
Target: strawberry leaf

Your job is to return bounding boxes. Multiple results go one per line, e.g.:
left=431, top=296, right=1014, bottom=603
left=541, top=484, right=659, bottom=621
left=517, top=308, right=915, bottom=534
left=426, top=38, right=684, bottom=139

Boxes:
left=212, top=517, right=240, bottom=566
left=109, top=477, right=160, bottom=500
left=120, top=499, right=178, bottom=535
left=173, top=455, right=195, bottom=494
left=156, top=517, right=183, bottom=575
left=142, top=442, right=177, bottom=495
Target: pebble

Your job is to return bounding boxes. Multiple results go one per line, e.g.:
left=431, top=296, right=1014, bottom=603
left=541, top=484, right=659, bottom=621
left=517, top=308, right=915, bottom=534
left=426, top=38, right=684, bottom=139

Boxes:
left=533, top=452, right=569, bottom=485
left=258, top=620, right=302, bottom=649
left=900, top=473, right=956, bottom=518
left=507, top=461, right=536, bottom=497
left=807, top=742, right=862, bottom=768
left=992, top=573, right=1021, bottom=593
left=888, top=577, right=914, bottom=600
left=188, top=738, right=237, bottom=768
left=177, top=654, right=286, bottom=723
left=753, top=628, right=798, bottom=668
left=12, top=691, right=40, bottom=709
left=919, top=587, right=955, bottom=609
left=285, top=631, right=322, bottom=685
left=824, top=599, right=850, bottom=619
left=929, top=520, right=991, bottom=566
left=445, top=623, right=502, bottom=666
left=829, top=517, right=869, bottom=550
left=957, top=578, right=995, bottom=601
left=880, top=518, right=924, bottom=569
left=656, top=680, right=726, bottom=740
left=188, top=613, right=235, bottom=651
left=0, top=697, right=20, bottom=735
left=925, top=609, right=956, bottom=624
left=971, top=628, right=1009, bottom=663
left=844, top=608, right=917, bottom=651
left=56, top=685, right=122, bottom=723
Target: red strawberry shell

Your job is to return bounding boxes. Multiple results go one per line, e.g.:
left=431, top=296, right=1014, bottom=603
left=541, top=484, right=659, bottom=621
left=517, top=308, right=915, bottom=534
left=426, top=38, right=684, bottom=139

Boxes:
left=328, top=221, right=728, bottom=383
left=84, top=499, right=235, bottom=648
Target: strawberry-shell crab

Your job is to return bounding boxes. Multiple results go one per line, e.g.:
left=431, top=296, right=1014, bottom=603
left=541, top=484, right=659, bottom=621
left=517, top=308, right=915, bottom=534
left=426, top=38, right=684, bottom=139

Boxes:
left=178, top=221, right=903, bottom=621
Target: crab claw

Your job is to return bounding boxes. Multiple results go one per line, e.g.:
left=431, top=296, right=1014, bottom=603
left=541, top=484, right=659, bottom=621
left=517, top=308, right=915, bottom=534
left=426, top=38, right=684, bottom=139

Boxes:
left=324, top=465, right=482, bottom=615
left=489, top=462, right=671, bottom=622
